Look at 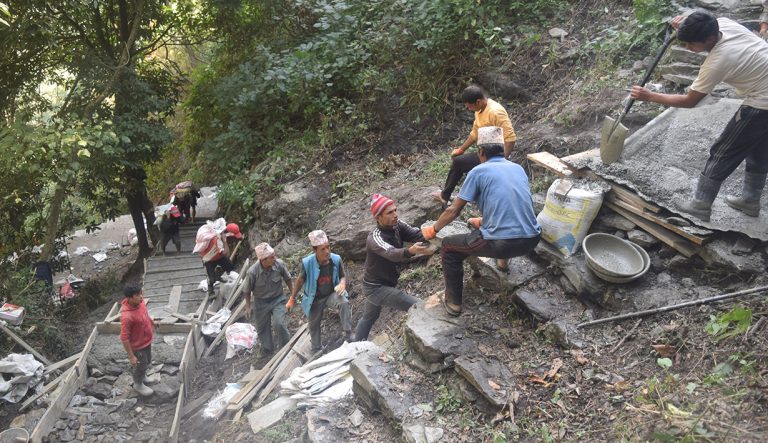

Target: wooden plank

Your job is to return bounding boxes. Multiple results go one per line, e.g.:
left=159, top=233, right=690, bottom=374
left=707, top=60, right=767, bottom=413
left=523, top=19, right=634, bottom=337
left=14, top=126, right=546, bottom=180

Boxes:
left=223, top=259, right=250, bottom=311
left=610, top=183, right=662, bottom=214
left=606, top=195, right=708, bottom=245
left=180, top=329, right=195, bottom=390
left=96, top=322, right=192, bottom=335
left=0, top=322, right=52, bottom=365
left=167, top=285, right=183, bottom=312
left=169, top=382, right=184, bottom=443
left=181, top=391, right=213, bottom=419
left=203, top=300, right=245, bottom=358
left=227, top=325, right=309, bottom=412
left=20, top=366, right=74, bottom=411
left=44, top=352, right=83, bottom=375
left=104, top=302, right=120, bottom=321
left=170, top=312, right=204, bottom=325
left=248, top=332, right=311, bottom=411
left=30, top=327, right=98, bottom=443
left=605, top=201, right=699, bottom=258
left=526, top=151, right=572, bottom=177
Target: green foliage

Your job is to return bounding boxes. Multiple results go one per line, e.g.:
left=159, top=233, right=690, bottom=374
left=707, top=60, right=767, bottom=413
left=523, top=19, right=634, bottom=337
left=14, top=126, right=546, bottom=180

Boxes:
left=703, top=362, right=733, bottom=386
left=657, top=357, right=673, bottom=369
left=435, top=383, right=462, bottom=413
left=705, top=306, right=752, bottom=342
left=0, top=2, right=9, bottom=27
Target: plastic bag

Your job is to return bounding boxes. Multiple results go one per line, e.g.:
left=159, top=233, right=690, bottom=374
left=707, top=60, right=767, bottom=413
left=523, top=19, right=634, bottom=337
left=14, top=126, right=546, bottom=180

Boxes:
left=224, top=323, right=257, bottom=360
left=537, top=179, right=604, bottom=257
left=202, top=308, right=231, bottom=337
left=202, top=383, right=242, bottom=418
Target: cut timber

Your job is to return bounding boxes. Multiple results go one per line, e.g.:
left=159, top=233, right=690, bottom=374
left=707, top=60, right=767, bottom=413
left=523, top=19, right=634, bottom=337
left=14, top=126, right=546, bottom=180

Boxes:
left=606, top=201, right=699, bottom=257
left=169, top=382, right=184, bottom=443
left=0, top=322, right=52, bottom=366
left=203, top=299, right=245, bottom=358
left=527, top=151, right=573, bottom=177
left=223, top=259, right=250, bottom=311
left=606, top=195, right=708, bottom=245
left=104, top=302, right=120, bottom=321
left=170, top=312, right=204, bottom=325
left=168, top=285, right=182, bottom=312
left=610, top=183, right=661, bottom=214
left=181, top=391, right=213, bottom=419
left=20, top=366, right=74, bottom=411
left=30, top=327, right=97, bottom=443
left=248, top=332, right=311, bottom=411
left=44, top=352, right=82, bottom=375
left=226, top=324, right=308, bottom=412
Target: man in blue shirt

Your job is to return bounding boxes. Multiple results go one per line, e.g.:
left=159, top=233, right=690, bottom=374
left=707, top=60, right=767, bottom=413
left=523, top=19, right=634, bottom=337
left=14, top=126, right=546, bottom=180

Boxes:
left=422, top=126, right=541, bottom=316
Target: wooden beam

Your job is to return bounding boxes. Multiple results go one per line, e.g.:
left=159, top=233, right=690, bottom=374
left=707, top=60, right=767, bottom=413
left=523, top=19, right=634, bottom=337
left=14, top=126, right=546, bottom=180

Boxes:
left=224, top=259, right=250, bottom=311
left=181, top=391, right=213, bottom=419
left=561, top=148, right=599, bottom=166
left=169, top=382, right=184, bottom=443
left=180, top=329, right=195, bottom=390
left=248, top=332, right=311, bottom=411
left=606, top=201, right=699, bottom=258
left=609, top=183, right=662, bottom=213
left=606, top=195, right=709, bottom=245
left=168, top=285, right=182, bottom=313
left=96, top=322, right=192, bottom=335
left=44, top=352, right=82, bottom=375
left=526, top=151, right=572, bottom=177
left=0, top=322, right=52, bottom=365
left=170, top=312, right=204, bottom=325
left=104, top=302, right=120, bottom=322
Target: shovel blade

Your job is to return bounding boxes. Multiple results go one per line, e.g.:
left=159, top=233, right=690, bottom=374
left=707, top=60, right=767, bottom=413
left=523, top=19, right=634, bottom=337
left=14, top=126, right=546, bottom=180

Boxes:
left=600, top=116, right=629, bottom=165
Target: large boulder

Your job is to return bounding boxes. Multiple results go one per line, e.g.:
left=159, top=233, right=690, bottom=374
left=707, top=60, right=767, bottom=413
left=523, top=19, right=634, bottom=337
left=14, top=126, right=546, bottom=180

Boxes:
left=324, top=186, right=444, bottom=260
left=476, top=70, right=532, bottom=101
left=253, top=180, right=332, bottom=243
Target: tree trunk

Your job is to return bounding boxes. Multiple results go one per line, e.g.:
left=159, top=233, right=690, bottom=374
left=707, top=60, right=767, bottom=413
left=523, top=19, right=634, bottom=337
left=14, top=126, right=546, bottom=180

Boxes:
left=39, top=185, right=66, bottom=262
left=126, top=188, right=151, bottom=258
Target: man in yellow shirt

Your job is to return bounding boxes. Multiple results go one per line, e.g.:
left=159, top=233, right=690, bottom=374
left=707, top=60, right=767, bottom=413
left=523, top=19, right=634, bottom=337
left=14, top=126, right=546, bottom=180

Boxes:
left=433, top=86, right=517, bottom=205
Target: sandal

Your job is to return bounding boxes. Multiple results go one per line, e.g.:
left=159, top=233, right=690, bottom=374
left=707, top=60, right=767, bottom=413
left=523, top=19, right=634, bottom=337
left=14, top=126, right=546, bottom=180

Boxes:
left=443, top=298, right=462, bottom=317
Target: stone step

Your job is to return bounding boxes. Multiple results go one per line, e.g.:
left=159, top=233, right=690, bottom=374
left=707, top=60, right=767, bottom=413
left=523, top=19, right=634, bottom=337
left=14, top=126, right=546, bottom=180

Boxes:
left=668, top=46, right=705, bottom=65
left=468, top=254, right=546, bottom=294
left=662, top=73, right=696, bottom=86
left=403, top=294, right=477, bottom=372
left=453, top=355, right=513, bottom=410
left=659, top=62, right=700, bottom=78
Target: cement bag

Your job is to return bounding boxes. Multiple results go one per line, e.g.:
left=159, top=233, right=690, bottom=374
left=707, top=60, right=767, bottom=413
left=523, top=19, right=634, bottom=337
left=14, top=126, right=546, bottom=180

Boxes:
left=537, top=179, right=604, bottom=257
left=225, top=322, right=257, bottom=360
left=192, top=218, right=227, bottom=255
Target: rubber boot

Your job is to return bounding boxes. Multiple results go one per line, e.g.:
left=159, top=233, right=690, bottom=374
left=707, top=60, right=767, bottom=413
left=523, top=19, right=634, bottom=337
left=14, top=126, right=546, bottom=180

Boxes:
left=133, top=382, right=154, bottom=396
left=143, top=376, right=154, bottom=385
left=725, top=172, right=766, bottom=217
left=675, top=174, right=722, bottom=222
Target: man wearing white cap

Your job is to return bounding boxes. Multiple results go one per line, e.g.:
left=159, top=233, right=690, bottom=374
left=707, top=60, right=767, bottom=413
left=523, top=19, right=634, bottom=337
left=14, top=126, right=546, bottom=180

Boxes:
left=287, top=230, right=353, bottom=352
left=244, top=242, right=293, bottom=355
left=422, top=126, right=541, bottom=317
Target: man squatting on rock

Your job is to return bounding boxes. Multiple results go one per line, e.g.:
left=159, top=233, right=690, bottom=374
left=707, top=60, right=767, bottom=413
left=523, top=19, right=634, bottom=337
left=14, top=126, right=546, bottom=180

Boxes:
left=287, top=230, right=354, bottom=352
left=630, top=10, right=768, bottom=221
left=120, top=283, right=158, bottom=396
left=433, top=85, right=517, bottom=207
left=244, top=242, right=293, bottom=356
left=422, top=126, right=541, bottom=317
left=354, top=194, right=435, bottom=341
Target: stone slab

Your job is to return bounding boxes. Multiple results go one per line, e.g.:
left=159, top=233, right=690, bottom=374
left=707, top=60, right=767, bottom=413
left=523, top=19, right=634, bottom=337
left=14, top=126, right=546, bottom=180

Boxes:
left=349, top=346, right=412, bottom=422
left=404, top=294, right=477, bottom=372
left=469, top=254, right=546, bottom=294
left=304, top=407, right=350, bottom=443
left=514, top=288, right=584, bottom=322
left=454, top=355, right=513, bottom=409
left=247, top=396, right=297, bottom=434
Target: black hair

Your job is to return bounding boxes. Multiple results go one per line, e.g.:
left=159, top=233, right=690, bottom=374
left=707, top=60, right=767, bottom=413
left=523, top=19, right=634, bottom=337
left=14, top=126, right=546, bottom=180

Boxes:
left=677, top=10, right=719, bottom=43
left=461, top=85, right=486, bottom=104
left=480, top=143, right=504, bottom=158
left=123, top=282, right=143, bottom=298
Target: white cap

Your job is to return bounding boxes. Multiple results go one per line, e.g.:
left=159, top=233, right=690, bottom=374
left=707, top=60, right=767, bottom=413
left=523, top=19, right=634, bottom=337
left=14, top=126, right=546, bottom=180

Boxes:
left=308, top=230, right=329, bottom=247
left=254, top=242, right=275, bottom=260
left=477, top=126, right=504, bottom=146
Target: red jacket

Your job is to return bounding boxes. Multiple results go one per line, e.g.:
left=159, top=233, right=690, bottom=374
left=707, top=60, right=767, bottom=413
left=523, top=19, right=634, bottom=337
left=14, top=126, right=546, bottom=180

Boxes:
left=120, top=299, right=153, bottom=351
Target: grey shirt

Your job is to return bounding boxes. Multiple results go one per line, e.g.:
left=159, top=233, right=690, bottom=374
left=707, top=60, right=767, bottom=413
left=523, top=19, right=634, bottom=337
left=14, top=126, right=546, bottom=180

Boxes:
left=245, top=258, right=292, bottom=300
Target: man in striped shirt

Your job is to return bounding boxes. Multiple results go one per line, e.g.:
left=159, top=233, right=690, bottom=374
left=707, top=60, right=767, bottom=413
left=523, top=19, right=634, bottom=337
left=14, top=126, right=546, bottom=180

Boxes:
left=354, top=194, right=435, bottom=341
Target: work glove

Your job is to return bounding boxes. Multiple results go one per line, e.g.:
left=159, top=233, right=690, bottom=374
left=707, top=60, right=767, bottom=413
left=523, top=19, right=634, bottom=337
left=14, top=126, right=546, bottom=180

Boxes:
left=334, top=283, right=346, bottom=296
left=467, top=217, right=482, bottom=229
left=450, top=148, right=464, bottom=158
left=285, top=296, right=295, bottom=311
left=421, top=225, right=437, bottom=240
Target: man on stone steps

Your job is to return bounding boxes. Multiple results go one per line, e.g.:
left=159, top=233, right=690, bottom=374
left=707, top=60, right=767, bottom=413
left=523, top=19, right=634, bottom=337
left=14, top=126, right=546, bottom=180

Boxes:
left=422, top=126, right=541, bottom=317
left=244, top=242, right=293, bottom=356
left=630, top=10, right=768, bottom=221
left=287, top=230, right=354, bottom=352
left=120, top=283, right=158, bottom=396
left=354, top=194, right=435, bottom=341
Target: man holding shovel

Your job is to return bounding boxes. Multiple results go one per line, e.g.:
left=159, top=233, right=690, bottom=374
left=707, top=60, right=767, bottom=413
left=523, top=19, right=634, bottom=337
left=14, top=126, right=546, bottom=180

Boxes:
left=630, top=10, right=768, bottom=221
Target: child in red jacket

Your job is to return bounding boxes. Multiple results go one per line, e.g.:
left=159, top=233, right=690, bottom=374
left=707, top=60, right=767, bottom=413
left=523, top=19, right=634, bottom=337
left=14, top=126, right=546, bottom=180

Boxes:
left=120, top=283, right=157, bottom=396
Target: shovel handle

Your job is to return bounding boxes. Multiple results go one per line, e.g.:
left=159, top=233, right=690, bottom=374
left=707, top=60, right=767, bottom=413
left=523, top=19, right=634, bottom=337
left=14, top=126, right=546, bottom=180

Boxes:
left=621, top=26, right=677, bottom=116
